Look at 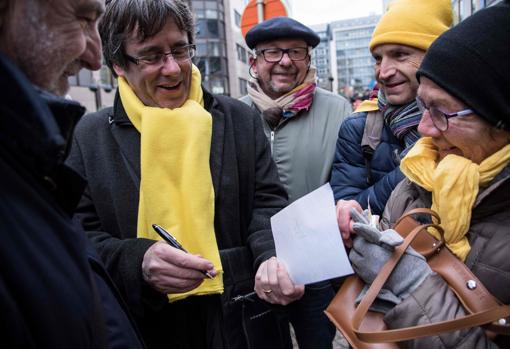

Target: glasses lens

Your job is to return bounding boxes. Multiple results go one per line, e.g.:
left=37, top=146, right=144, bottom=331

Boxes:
left=172, top=45, right=195, bottom=62
left=139, top=54, right=162, bottom=65
left=288, top=48, right=308, bottom=61
left=429, top=107, right=448, bottom=131
left=416, top=97, right=426, bottom=112
left=416, top=98, right=448, bottom=131
left=262, top=49, right=283, bottom=62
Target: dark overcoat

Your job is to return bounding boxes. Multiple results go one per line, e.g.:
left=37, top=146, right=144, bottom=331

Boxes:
left=0, top=53, right=143, bottom=348
left=66, top=90, right=289, bottom=349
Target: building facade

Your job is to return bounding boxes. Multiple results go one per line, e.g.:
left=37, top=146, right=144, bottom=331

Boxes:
left=451, top=0, right=502, bottom=23
left=191, top=0, right=231, bottom=95
left=329, top=15, right=380, bottom=96
left=224, top=0, right=252, bottom=98
left=310, top=23, right=333, bottom=91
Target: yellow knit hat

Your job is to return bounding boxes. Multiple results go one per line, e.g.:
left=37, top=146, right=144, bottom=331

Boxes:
left=369, top=0, right=452, bottom=52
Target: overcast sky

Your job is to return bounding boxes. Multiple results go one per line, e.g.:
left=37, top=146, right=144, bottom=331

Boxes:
left=291, top=0, right=383, bottom=26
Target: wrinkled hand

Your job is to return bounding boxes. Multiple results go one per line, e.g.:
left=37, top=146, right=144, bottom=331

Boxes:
left=254, top=257, right=305, bottom=305
left=336, top=199, right=363, bottom=248
left=349, top=208, right=431, bottom=304
left=142, top=241, right=217, bottom=294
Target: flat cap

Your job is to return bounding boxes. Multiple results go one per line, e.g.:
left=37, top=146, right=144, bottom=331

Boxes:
left=245, top=16, right=320, bottom=49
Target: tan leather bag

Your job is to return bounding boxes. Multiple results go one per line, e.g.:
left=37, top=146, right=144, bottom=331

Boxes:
left=325, top=208, right=510, bottom=348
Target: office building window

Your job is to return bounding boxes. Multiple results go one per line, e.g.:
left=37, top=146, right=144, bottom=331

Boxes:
left=234, top=10, right=242, bottom=27
left=190, top=0, right=229, bottom=96
left=239, top=78, right=248, bottom=95
left=236, top=44, right=247, bottom=63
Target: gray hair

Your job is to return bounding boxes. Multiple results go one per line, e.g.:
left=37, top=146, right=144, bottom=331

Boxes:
left=100, top=0, right=194, bottom=75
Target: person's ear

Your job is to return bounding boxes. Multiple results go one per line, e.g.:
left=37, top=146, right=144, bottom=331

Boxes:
left=249, top=55, right=259, bottom=79
left=113, top=63, right=127, bottom=77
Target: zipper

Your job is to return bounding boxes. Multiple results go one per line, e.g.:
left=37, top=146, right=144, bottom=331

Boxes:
left=270, top=130, right=275, bottom=154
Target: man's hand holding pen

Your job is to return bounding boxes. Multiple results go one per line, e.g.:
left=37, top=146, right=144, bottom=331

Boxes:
left=142, top=242, right=217, bottom=294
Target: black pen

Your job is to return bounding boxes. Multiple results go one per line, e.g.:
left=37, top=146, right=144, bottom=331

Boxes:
left=152, top=224, right=214, bottom=279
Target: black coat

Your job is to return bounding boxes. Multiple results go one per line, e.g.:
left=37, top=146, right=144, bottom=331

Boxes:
left=0, top=53, right=143, bottom=348
left=66, top=90, right=289, bottom=348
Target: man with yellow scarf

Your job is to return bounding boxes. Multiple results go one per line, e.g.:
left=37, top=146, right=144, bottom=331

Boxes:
left=66, top=0, right=294, bottom=348
left=347, top=2, right=510, bottom=347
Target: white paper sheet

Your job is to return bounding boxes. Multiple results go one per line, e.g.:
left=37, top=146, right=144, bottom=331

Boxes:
left=271, top=183, right=353, bottom=285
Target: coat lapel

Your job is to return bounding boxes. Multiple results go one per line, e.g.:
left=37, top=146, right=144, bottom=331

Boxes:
left=110, top=93, right=141, bottom=192
left=205, top=90, right=225, bottom=197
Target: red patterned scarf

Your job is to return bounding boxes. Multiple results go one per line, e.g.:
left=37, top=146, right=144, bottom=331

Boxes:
left=248, top=67, right=317, bottom=129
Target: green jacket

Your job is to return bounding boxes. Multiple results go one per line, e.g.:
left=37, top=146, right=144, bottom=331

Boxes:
left=241, top=87, right=351, bottom=203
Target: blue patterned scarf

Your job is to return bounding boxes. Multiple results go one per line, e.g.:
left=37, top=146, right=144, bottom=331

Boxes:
left=377, top=89, right=421, bottom=148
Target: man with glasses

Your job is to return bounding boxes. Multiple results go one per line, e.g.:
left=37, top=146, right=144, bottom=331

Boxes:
left=331, top=0, right=453, bottom=248
left=67, top=1, right=293, bottom=348
left=240, top=16, right=351, bottom=349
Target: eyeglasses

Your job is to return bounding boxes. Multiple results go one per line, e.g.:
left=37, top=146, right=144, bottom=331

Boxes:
left=255, top=47, right=309, bottom=63
left=416, top=97, right=473, bottom=131
left=124, top=44, right=196, bottom=67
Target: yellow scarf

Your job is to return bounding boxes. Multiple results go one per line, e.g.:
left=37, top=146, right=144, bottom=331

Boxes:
left=118, top=65, right=223, bottom=301
left=401, top=137, right=510, bottom=261
left=355, top=98, right=379, bottom=113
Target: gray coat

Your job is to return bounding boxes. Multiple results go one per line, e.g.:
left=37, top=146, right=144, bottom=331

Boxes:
left=66, top=90, right=289, bottom=349
left=380, top=166, right=510, bottom=348
left=241, top=87, right=351, bottom=203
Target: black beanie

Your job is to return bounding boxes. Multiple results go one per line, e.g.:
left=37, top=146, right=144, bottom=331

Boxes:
left=417, top=1, right=510, bottom=130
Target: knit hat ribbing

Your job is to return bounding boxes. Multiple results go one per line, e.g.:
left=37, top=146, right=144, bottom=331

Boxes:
left=417, top=1, right=510, bottom=131
left=369, top=0, right=452, bottom=52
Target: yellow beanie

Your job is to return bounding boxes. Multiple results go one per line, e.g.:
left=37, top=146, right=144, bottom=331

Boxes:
left=369, top=0, right=452, bottom=52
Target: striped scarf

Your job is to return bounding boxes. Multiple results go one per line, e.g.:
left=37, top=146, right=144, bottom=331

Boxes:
left=248, top=67, right=317, bottom=129
left=377, top=89, right=421, bottom=148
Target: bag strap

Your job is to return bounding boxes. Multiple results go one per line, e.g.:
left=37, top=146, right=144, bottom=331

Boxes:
left=352, top=223, right=510, bottom=343
left=361, top=111, right=383, bottom=185
left=394, top=207, right=441, bottom=226
left=361, top=111, right=384, bottom=151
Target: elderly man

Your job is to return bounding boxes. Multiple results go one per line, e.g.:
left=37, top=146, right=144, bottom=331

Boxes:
left=66, top=0, right=300, bottom=348
left=330, top=0, right=453, bottom=247
left=0, top=0, right=144, bottom=347
left=240, top=16, right=351, bottom=349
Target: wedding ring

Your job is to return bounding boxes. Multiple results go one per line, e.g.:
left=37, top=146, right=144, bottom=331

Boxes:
left=263, top=289, right=272, bottom=294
